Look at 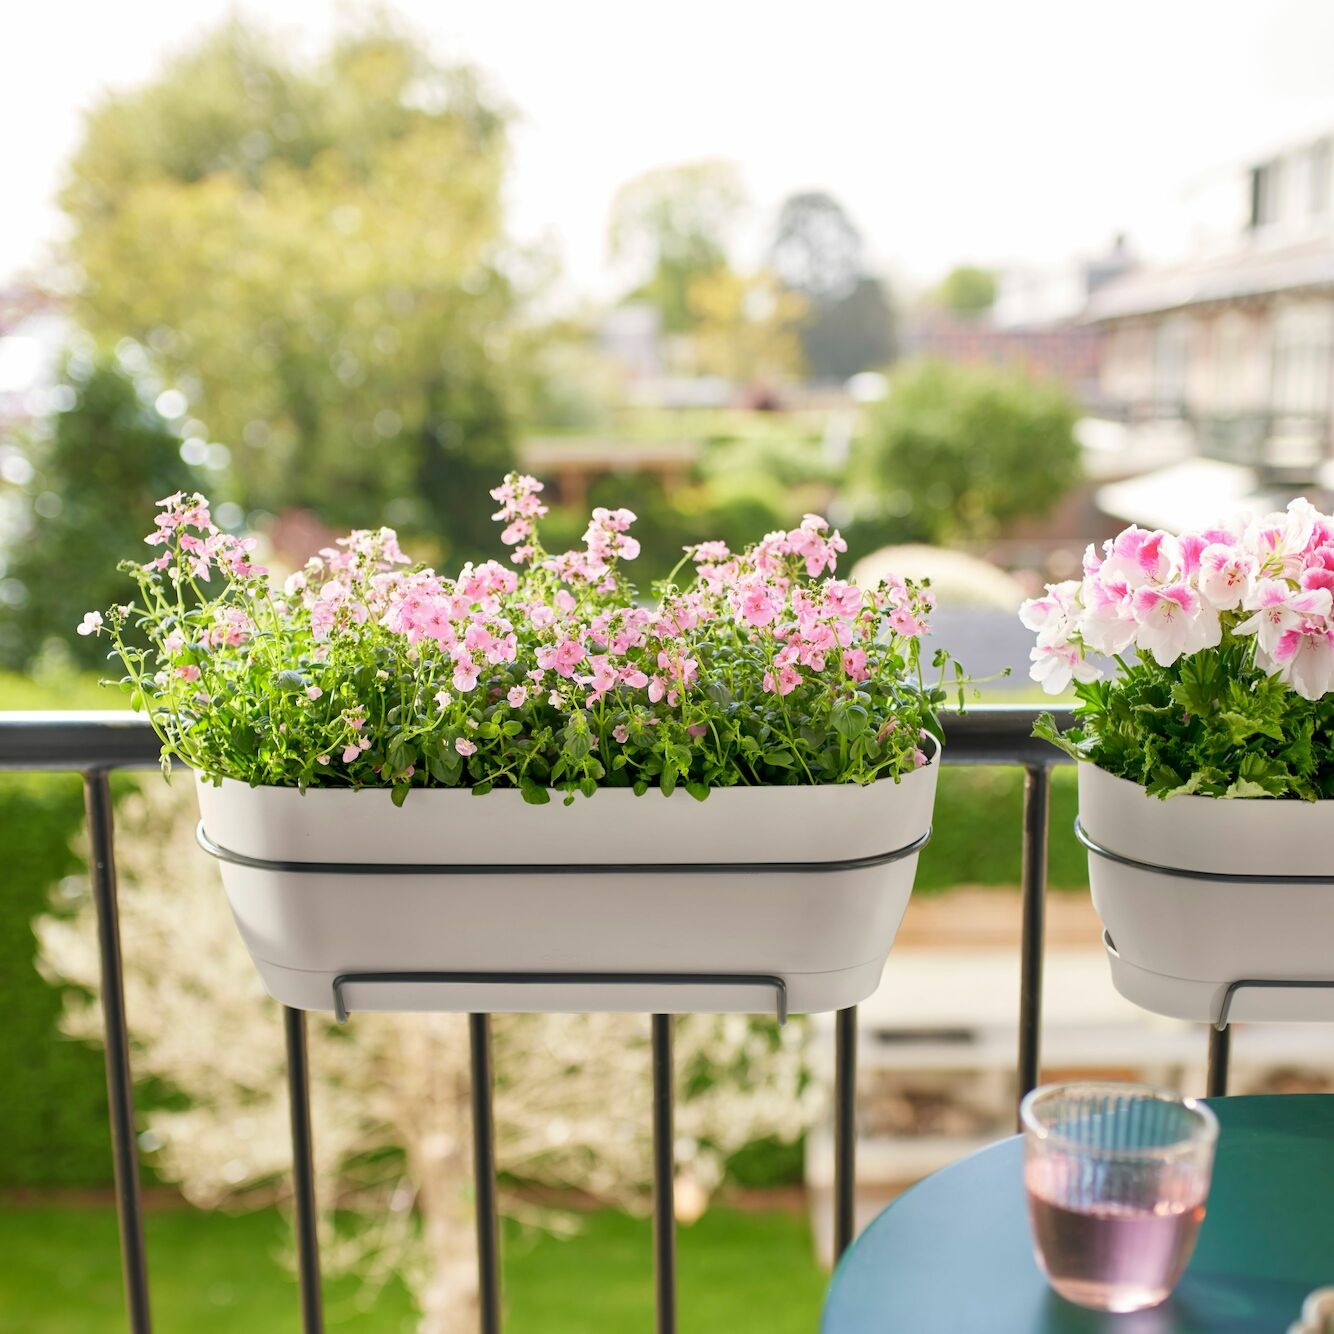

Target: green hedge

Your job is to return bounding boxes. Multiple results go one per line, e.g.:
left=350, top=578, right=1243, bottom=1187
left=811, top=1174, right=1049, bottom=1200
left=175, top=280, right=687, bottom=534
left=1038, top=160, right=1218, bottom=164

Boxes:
left=0, top=773, right=114, bottom=1186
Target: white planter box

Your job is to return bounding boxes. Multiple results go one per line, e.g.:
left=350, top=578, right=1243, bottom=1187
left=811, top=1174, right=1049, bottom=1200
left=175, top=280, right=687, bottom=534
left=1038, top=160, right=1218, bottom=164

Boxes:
left=1078, top=763, right=1334, bottom=1023
left=194, top=759, right=939, bottom=1018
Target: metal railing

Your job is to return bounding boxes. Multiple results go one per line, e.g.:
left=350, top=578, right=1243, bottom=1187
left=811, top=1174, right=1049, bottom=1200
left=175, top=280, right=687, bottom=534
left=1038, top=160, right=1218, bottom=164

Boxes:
left=0, top=704, right=1234, bottom=1334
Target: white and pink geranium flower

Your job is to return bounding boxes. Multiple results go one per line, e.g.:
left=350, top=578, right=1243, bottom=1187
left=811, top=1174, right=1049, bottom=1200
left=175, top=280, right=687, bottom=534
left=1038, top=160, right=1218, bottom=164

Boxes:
left=1020, top=499, right=1334, bottom=702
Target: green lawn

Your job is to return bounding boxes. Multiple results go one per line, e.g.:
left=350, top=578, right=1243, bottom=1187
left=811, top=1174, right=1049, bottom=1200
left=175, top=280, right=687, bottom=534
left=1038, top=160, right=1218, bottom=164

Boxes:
left=0, top=1204, right=825, bottom=1334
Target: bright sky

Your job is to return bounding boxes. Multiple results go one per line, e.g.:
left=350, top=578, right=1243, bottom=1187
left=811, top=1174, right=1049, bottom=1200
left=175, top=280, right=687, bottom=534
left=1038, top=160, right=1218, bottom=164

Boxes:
left=8, top=0, right=1334, bottom=301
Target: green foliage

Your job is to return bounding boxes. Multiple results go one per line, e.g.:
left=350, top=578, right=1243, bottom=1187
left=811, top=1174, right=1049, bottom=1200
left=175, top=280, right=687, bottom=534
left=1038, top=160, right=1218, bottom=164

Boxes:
left=95, top=482, right=950, bottom=798
left=2, top=357, right=200, bottom=670
left=853, top=359, right=1082, bottom=545
left=1038, top=634, right=1334, bottom=800
left=916, top=765, right=1086, bottom=891
left=60, top=18, right=519, bottom=561
left=933, top=264, right=997, bottom=315
left=0, top=1205, right=825, bottom=1333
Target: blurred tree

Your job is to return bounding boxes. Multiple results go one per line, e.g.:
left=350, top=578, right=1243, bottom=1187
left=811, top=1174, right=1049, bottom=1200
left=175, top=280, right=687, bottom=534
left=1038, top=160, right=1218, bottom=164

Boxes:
left=685, top=269, right=806, bottom=385
left=60, top=19, right=522, bottom=562
left=933, top=265, right=997, bottom=316
left=770, top=191, right=863, bottom=304
left=608, top=160, right=746, bottom=333
left=1, top=355, right=200, bottom=669
left=854, top=360, right=1082, bottom=546
left=768, top=192, right=895, bottom=382
left=799, top=278, right=897, bottom=383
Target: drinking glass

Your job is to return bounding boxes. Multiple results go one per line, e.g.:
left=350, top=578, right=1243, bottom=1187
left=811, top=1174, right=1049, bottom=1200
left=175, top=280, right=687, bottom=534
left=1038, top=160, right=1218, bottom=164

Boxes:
left=1021, top=1082, right=1219, bottom=1313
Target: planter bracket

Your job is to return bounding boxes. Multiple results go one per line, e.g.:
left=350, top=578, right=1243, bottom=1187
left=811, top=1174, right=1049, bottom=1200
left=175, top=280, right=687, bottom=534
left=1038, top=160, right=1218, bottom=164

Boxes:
left=329, top=970, right=789, bottom=1026
left=1214, top=977, right=1334, bottom=1030
left=1075, top=819, right=1334, bottom=884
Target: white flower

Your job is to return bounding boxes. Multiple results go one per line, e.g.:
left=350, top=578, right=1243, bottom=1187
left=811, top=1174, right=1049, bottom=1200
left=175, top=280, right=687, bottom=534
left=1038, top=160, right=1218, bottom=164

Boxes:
left=1234, top=579, right=1332, bottom=656
left=1130, top=584, right=1218, bottom=667
left=1018, top=581, right=1080, bottom=649
left=1196, top=544, right=1256, bottom=611
left=76, top=611, right=103, bottom=637
left=1267, top=625, right=1334, bottom=700
left=1028, top=642, right=1100, bottom=695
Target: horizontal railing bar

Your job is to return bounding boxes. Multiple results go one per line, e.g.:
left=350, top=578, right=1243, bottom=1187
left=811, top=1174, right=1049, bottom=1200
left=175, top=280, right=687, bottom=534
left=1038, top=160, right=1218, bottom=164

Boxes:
left=0, top=704, right=1077, bottom=774
left=933, top=705, right=1076, bottom=766
left=0, top=711, right=167, bottom=771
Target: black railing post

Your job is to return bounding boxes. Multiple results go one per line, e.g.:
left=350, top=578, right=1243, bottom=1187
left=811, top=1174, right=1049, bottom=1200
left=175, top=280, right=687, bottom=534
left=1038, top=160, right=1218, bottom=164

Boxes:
left=1017, top=764, right=1050, bottom=1124
left=83, top=770, right=152, bottom=1334
left=469, top=1013, right=502, bottom=1334
left=833, top=1005, right=858, bottom=1260
left=283, top=1006, right=325, bottom=1334
left=651, top=1014, right=677, bottom=1334
left=1207, top=1024, right=1231, bottom=1097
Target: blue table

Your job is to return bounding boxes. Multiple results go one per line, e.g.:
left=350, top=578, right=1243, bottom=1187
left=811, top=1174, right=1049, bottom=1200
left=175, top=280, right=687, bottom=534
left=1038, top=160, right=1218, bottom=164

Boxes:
left=823, top=1094, right=1334, bottom=1333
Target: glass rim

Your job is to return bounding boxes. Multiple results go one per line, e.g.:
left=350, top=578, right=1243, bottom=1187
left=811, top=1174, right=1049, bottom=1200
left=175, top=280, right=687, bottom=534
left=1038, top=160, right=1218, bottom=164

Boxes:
left=1020, top=1081, right=1220, bottom=1160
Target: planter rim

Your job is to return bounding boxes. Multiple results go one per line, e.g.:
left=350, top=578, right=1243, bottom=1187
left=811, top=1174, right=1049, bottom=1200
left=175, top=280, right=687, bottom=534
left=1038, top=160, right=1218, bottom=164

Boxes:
left=194, top=746, right=940, bottom=867
left=192, top=735, right=942, bottom=798
left=1079, top=760, right=1334, bottom=880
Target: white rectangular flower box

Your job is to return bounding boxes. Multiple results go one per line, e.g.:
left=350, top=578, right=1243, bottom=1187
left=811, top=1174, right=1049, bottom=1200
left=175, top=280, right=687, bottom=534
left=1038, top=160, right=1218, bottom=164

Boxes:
left=1078, top=763, right=1334, bottom=1024
left=195, top=759, right=939, bottom=1017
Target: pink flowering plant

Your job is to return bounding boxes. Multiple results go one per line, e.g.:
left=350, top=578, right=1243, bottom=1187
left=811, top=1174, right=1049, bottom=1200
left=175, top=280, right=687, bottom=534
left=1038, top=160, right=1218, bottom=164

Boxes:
left=84, top=476, right=954, bottom=805
left=1022, top=499, right=1334, bottom=799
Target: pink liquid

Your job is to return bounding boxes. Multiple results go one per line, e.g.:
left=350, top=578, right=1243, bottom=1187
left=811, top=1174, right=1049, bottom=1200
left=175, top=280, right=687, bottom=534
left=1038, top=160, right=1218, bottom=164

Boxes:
left=1025, top=1159, right=1206, bottom=1312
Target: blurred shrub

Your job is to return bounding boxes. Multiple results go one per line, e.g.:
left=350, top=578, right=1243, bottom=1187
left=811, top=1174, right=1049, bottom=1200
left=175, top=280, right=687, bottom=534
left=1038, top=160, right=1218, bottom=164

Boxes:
left=2, top=356, right=199, bottom=670
left=851, top=360, right=1082, bottom=548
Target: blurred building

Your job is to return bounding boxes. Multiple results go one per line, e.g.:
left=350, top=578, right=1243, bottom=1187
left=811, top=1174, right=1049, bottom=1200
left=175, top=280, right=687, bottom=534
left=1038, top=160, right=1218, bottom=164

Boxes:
left=1088, top=133, right=1334, bottom=519
left=903, top=242, right=1132, bottom=404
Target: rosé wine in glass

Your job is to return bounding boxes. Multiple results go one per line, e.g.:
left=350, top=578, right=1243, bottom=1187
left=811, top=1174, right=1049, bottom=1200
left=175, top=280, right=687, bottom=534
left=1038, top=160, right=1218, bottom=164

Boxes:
left=1021, top=1083, right=1218, bottom=1313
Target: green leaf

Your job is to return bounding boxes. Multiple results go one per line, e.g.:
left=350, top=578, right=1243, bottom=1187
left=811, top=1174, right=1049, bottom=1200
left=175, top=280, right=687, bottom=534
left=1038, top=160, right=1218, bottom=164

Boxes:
left=520, top=780, right=550, bottom=806
left=685, top=782, right=710, bottom=802
left=1032, top=713, right=1089, bottom=761
left=390, top=784, right=409, bottom=808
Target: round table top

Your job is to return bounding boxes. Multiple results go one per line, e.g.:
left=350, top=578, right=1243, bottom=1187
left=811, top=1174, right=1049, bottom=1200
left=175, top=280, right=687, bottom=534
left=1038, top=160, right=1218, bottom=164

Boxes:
left=823, top=1094, right=1334, bottom=1333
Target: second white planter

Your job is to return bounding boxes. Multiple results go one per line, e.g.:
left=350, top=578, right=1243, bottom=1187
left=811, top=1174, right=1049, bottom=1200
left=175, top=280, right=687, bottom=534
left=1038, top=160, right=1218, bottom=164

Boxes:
left=1078, top=762, right=1334, bottom=1023
left=195, top=758, right=939, bottom=1019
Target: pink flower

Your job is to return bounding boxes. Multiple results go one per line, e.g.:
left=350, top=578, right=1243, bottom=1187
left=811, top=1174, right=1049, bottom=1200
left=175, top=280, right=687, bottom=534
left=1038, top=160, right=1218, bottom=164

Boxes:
left=762, top=664, right=802, bottom=696
left=612, top=725, right=630, bottom=744
left=453, top=658, right=482, bottom=692
left=738, top=585, right=778, bottom=628
left=176, top=664, right=201, bottom=682
left=434, top=689, right=453, bottom=708
left=842, top=648, right=869, bottom=681
left=305, top=686, right=323, bottom=700
left=317, top=755, right=330, bottom=765
left=455, top=737, right=478, bottom=757
left=341, top=744, right=361, bottom=763
left=888, top=605, right=925, bottom=639
left=507, top=685, right=528, bottom=707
